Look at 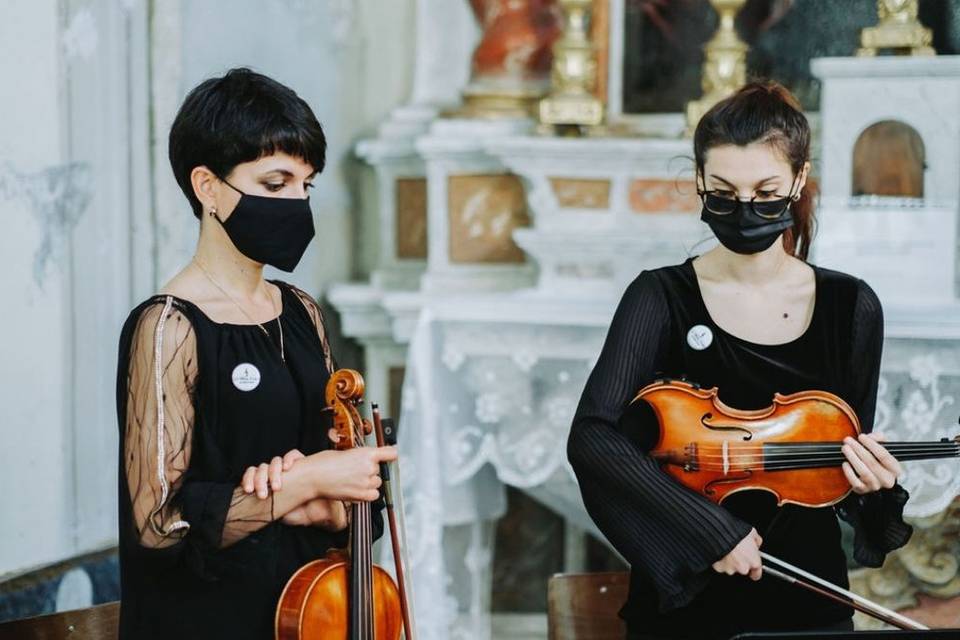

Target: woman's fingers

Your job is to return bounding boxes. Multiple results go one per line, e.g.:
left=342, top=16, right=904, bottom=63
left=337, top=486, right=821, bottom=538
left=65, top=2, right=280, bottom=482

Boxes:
left=842, top=460, right=867, bottom=494
left=842, top=438, right=880, bottom=491
left=282, top=448, right=305, bottom=471
left=242, top=466, right=257, bottom=493
left=369, top=446, right=399, bottom=463
left=713, top=528, right=762, bottom=579
left=844, top=436, right=896, bottom=491
left=282, top=507, right=310, bottom=526
left=850, top=437, right=893, bottom=485
left=269, top=456, right=283, bottom=492
left=859, top=434, right=902, bottom=484
left=256, top=463, right=270, bottom=499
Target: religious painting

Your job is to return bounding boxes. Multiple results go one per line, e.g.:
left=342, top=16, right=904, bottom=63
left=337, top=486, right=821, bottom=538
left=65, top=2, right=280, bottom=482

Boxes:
left=549, top=177, right=612, bottom=208
left=395, top=177, right=428, bottom=259
left=447, top=174, right=531, bottom=264
left=628, top=179, right=700, bottom=213
left=620, top=0, right=960, bottom=113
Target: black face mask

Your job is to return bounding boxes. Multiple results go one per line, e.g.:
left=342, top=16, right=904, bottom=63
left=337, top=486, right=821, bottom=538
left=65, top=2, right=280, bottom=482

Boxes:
left=699, top=181, right=799, bottom=255
left=213, top=178, right=315, bottom=272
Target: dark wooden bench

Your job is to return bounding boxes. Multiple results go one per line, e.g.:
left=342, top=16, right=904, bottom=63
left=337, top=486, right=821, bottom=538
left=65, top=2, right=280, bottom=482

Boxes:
left=0, top=602, right=119, bottom=640
left=548, top=572, right=629, bottom=640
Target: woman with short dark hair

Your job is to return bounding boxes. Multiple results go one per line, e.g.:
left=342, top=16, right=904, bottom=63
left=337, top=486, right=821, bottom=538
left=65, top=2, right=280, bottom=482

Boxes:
left=116, top=68, right=396, bottom=639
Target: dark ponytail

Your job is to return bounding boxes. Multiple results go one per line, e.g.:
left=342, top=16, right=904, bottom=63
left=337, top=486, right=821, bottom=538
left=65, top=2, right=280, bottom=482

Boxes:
left=693, top=81, right=815, bottom=260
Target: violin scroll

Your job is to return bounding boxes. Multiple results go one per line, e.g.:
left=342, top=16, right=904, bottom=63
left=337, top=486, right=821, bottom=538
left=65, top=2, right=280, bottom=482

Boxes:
left=326, top=369, right=366, bottom=451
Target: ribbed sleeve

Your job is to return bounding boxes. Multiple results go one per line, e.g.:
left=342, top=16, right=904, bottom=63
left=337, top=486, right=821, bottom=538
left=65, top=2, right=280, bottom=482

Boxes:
left=568, top=272, right=753, bottom=612
left=835, top=280, right=913, bottom=567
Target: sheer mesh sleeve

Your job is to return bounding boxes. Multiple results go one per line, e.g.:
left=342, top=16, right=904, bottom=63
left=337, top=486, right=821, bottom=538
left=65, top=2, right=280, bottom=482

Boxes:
left=568, top=272, right=753, bottom=612
left=288, top=284, right=335, bottom=373
left=123, top=298, right=290, bottom=558
left=835, top=280, right=913, bottom=567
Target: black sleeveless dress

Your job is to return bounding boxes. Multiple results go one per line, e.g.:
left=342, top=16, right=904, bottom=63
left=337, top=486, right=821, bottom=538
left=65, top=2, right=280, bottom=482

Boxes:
left=569, top=258, right=912, bottom=640
left=115, top=280, right=380, bottom=639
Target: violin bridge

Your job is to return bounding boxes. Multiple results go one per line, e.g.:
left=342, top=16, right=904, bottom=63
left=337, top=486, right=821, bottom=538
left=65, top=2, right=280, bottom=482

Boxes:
left=683, top=443, right=699, bottom=472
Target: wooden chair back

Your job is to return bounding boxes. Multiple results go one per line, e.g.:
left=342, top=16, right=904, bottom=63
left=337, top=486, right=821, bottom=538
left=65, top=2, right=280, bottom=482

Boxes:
left=0, top=601, right=119, bottom=640
left=547, top=572, right=629, bottom=640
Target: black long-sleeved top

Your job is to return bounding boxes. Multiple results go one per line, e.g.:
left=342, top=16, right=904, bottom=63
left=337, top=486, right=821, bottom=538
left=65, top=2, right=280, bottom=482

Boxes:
left=115, top=281, right=383, bottom=639
left=569, top=258, right=912, bottom=639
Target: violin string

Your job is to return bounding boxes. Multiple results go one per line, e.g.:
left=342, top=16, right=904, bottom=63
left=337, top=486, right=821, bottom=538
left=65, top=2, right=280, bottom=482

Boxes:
left=694, top=444, right=959, bottom=458
left=365, top=500, right=372, bottom=637
left=693, top=447, right=960, bottom=458
left=693, top=443, right=959, bottom=454
left=690, top=445, right=959, bottom=471
left=692, top=451, right=960, bottom=463
left=694, top=450, right=959, bottom=462
left=692, top=454, right=960, bottom=471
left=694, top=449, right=960, bottom=460
left=359, top=417, right=373, bottom=638
left=764, top=443, right=957, bottom=453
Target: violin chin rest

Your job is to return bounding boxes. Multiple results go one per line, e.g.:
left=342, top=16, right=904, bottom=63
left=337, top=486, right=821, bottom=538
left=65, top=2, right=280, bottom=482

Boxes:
left=620, top=398, right=660, bottom=451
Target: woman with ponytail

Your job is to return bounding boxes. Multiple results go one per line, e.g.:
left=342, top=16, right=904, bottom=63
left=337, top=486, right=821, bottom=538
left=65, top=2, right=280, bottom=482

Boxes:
left=568, top=81, right=912, bottom=639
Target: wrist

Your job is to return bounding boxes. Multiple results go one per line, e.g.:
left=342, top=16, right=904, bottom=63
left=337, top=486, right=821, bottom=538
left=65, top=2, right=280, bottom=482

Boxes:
left=289, top=451, right=334, bottom=501
left=275, top=459, right=320, bottom=512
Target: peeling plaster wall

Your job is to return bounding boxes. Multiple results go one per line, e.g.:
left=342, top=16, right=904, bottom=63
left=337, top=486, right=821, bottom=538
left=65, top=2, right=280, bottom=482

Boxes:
left=156, top=0, right=417, bottom=292
left=0, top=0, right=74, bottom=577
left=0, top=0, right=417, bottom=581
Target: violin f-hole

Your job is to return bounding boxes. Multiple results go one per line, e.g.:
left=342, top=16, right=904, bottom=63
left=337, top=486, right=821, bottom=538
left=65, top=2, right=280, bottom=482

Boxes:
left=704, top=470, right=753, bottom=497
left=701, top=412, right=753, bottom=441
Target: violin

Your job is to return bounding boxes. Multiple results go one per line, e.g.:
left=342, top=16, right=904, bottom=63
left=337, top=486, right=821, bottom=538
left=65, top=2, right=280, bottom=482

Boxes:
left=634, top=378, right=960, bottom=507
left=275, top=369, right=411, bottom=639
left=630, top=378, right=960, bottom=630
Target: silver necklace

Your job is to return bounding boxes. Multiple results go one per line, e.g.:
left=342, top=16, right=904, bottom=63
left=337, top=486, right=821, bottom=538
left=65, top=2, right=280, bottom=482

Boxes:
left=193, top=258, right=285, bottom=363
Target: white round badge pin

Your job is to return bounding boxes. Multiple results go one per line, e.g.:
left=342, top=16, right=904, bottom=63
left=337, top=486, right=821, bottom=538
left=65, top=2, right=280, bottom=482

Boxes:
left=231, top=363, right=261, bottom=392
left=686, top=324, right=714, bottom=351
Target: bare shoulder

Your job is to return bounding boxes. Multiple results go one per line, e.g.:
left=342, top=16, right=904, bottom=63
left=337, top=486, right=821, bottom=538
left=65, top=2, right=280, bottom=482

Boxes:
left=158, top=266, right=207, bottom=302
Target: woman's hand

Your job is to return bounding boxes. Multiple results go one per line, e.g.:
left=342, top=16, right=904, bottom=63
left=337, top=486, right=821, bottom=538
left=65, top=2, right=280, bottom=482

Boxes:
left=282, top=498, right=348, bottom=531
left=242, top=449, right=305, bottom=499
left=713, top=528, right=763, bottom=581
left=841, top=433, right=902, bottom=495
left=296, top=446, right=398, bottom=503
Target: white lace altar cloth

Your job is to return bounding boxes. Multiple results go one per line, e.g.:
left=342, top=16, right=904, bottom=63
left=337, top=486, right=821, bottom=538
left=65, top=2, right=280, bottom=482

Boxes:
left=383, top=298, right=960, bottom=640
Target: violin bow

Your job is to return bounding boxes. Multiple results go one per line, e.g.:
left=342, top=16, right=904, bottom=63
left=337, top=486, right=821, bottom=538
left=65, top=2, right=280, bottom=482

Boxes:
left=372, top=404, right=417, bottom=640
left=760, top=551, right=927, bottom=630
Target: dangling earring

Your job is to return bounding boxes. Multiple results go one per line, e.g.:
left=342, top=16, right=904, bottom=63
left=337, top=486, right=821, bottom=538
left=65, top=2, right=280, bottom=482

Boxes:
left=209, top=206, right=217, bottom=217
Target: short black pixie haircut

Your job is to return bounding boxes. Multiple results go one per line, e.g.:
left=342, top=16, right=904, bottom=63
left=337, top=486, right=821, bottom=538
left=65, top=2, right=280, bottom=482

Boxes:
left=168, top=67, right=326, bottom=219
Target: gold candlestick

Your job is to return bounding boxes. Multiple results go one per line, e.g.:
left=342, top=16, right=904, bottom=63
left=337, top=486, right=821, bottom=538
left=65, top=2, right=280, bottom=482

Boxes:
left=538, top=0, right=604, bottom=130
left=858, top=0, right=934, bottom=56
left=685, top=0, right=748, bottom=135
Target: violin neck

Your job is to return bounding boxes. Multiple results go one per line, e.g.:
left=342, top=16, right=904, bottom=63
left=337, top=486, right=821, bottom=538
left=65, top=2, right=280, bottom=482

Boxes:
left=885, top=440, right=960, bottom=462
left=763, top=438, right=960, bottom=471
left=350, top=500, right=374, bottom=640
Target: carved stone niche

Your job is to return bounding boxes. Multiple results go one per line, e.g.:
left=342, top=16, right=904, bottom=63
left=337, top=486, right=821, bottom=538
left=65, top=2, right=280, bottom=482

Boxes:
left=852, top=120, right=925, bottom=198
